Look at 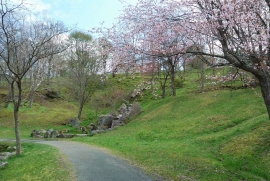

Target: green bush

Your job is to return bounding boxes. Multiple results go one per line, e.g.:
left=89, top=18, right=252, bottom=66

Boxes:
left=174, top=78, right=184, bottom=88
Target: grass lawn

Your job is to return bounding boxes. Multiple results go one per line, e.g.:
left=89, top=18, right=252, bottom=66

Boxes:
left=0, top=142, right=76, bottom=181
left=72, top=88, right=270, bottom=180
left=1, top=72, right=270, bottom=180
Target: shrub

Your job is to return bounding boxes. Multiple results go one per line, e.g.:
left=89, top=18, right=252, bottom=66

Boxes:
left=174, top=78, right=184, bottom=89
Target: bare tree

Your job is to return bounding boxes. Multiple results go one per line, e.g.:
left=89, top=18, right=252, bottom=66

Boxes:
left=27, top=58, right=47, bottom=108
left=0, top=0, right=68, bottom=155
left=67, top=31, right=100, bottom=120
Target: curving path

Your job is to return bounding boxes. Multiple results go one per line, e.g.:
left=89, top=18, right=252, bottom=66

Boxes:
left=0, top=139, right=154, bottom=181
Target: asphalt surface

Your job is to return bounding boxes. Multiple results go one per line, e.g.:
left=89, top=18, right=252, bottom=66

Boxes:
left=0, top=139, right=154, bottom=181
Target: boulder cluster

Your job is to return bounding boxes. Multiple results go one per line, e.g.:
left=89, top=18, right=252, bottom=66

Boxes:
left=30, top=128, right=74, bottom=139
left=0, top=145, right=16, bottom=169
left=89, top=103, right=141, bottom=135
left=30, top=102, right=141, bottom=138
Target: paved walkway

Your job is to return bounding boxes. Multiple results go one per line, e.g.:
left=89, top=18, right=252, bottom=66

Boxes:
left=0, top=139, right=154, bottom=181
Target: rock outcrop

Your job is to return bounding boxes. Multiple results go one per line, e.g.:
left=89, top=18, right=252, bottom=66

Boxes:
left=0, top=145, right=16, bottom=169
left=29, top=103, right=141, bottom=138
left=89, top=103, right=141, bottom=135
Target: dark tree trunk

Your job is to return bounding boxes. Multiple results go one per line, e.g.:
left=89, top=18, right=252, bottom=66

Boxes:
left=11, top=80, right=22, bottom=155
left=159, top=73, right=169, bottom=99
left=77, top=99, right=84, bottom=120
left=170, top=65, right=176, bottom=96
left=161, top=86, right=166, bottom=99
left=200, top=62, right=205, bottom=93
left=257, top=73, right=270, bottom=119
left=47, top=58, right=52, bottom=85
left=28, top=88, right=35, bottom=108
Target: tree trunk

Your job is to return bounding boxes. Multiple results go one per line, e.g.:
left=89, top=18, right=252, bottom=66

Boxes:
left=200, top=62, right=205, bottom=93
left=47, top=58, right=52, bottom=85
left=257, top=73, right=270, bottom=119
left=170, top=66, right=176, bottom=96
left=160, top=74, right=168, bottom=99
left=28, top=88, right=35, bottom=108
left=14, top=104, right=21, bottom=155
left=77, top=100, right=84, bottom=120
left=161, top=86, right=166, bottom=99
left=11, top=80, right=22, bottom=155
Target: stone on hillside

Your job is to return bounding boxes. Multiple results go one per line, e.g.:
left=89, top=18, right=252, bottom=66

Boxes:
left=70, top=118, right=81, bottom=127
left=111, top=120, right=125, bottom=129
left=0, top=152, right=15, bottom=161
left=0, top=155, right=8, bottom=161
left=6, top=146, right=16, bottom=152
left=44, top=131, right=50, bottom=138
left=57, top=132, right=66, bottom=138
left=87, top=123, right=96, bottom=131
left=31, top=129, right=43, bottom=138
left=128, top=102, right=141, bottom=118
left=92, top=102, right=141, bottom=134
left=96, top=115, right=113, bottom=130
left=50, top=130, right=59, bottom=138
left=118, top=103, right=127, bottom=114
left=0, top=162, right=8, bottom=168
left=80, top=126, right=88, bottom=134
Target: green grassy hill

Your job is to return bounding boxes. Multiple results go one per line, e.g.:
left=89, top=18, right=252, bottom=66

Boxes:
left=1, top=71, right=270, bottom=180
left=74, top=87, right=270, bottom=180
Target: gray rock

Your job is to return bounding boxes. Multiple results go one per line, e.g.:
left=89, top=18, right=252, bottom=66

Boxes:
left=118, top=103, right=127, bottom=114
left=81, top=126, right=86, bottom=132
left=31, top=129, right=43, bottom=138
left=115, top=114, right=122, bottom=120
left=111, top=120, right=125, bottom=129
left=44, top=131, right=50, bottom=138
left=50, top=130, right=59, bottom=138
left=57, top=133, right=66, bottom=138
left=6, top=146, right=16, bottom=152
left=87, top=123, right=96, bottom=131
left=0, top=152, right=12, bottom=157
left=0, top=152, right=15, bottom=161
left=70, top=118, right=80, bottom=127
left=96, top=115, right=113, bottom=130
left=90, top=130, right=97, bottom=136
left=0, top=162, right=8, bottom=168
left=0, top=156, right=8, bottom=161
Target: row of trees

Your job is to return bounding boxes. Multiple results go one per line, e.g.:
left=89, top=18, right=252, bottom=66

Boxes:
left=0, top=0, right=68, bottom=154
left=2, top=0, right=270, bottom=154
left=0, top=1, right=108, bottom=155
left=94, top=0, right=270, bottom=119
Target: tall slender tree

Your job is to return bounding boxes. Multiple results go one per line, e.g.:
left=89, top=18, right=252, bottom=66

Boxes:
left=67, top=31, right=100, bottom=120
left=0, top=0, right=68, bottom=154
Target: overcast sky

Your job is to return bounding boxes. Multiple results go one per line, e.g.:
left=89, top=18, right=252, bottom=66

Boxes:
left=20, top=0, right=137, bottom=31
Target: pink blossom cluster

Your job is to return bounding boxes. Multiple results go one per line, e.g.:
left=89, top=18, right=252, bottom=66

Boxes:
left=206, top=73, right=239, bottom=84
left=91, top=0, right=270, bottom=86
left=131, top=81, right=159, bottom=100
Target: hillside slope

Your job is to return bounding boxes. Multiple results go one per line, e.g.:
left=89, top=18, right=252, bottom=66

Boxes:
left=74, top=87, right=270, bottom=180
left=1, top=74, right=270, bottom=180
